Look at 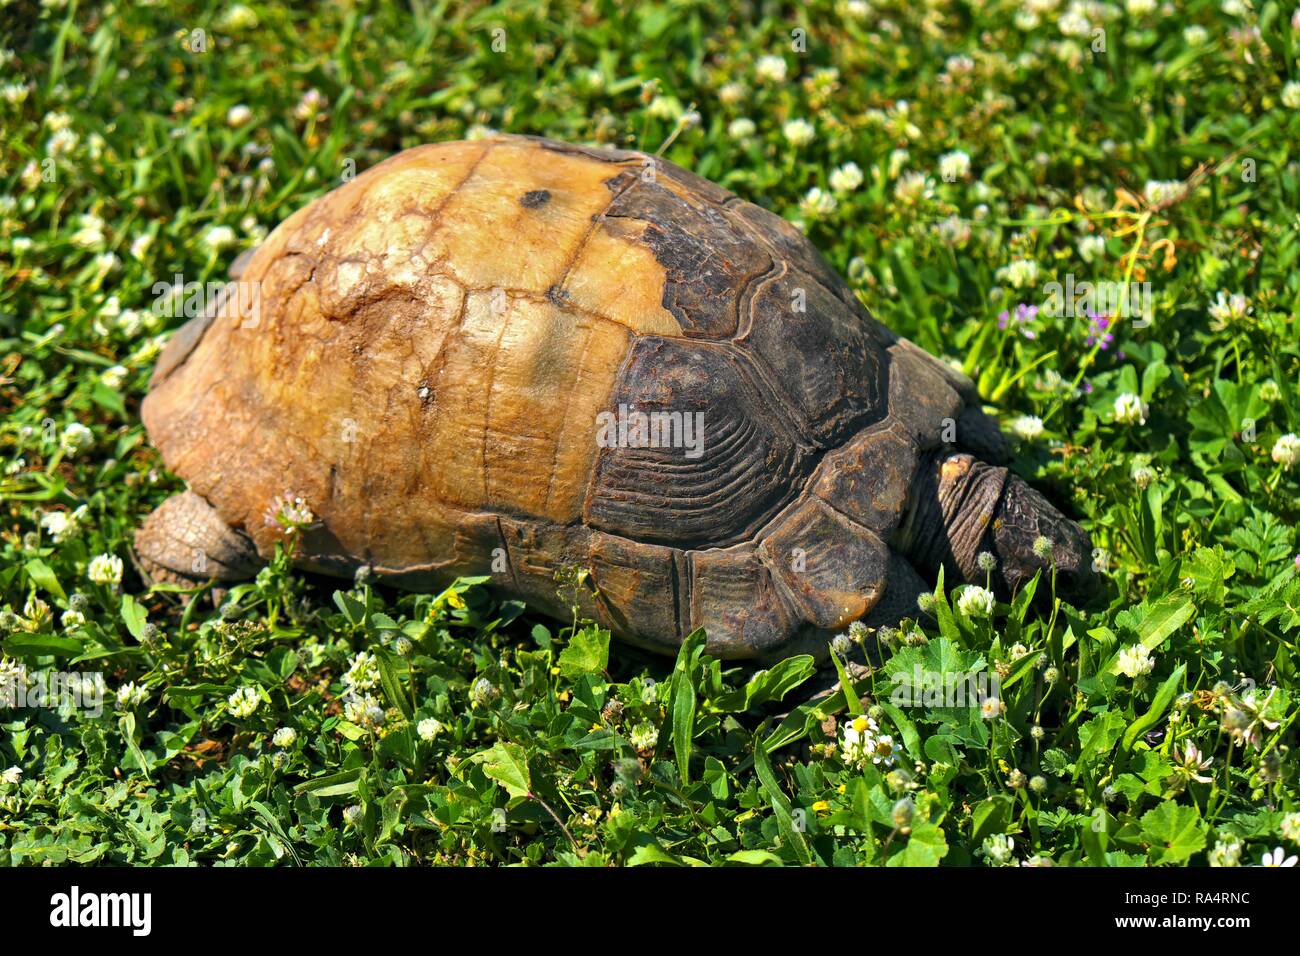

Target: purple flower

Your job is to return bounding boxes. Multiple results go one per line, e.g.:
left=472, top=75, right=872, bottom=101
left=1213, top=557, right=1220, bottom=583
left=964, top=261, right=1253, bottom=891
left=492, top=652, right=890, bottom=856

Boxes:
left=1084, top=311, right=1115, bottom=350
left=998, top=302, right=1039, bottom=339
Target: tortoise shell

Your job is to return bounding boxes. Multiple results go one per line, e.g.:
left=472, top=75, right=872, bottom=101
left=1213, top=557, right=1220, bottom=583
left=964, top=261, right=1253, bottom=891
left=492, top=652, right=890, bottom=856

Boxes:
left=141, top=135, right=999, bottom=659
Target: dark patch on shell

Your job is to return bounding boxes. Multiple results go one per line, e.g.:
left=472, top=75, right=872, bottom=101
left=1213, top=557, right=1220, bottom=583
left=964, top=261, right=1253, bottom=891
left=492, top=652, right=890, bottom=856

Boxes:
left=520, top=189, right=551, bottom=208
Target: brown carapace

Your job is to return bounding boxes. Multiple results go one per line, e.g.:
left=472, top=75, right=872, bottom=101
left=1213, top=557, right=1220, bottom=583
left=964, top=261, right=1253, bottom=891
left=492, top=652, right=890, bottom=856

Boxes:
left=136, top=135, right=1094, bottom=661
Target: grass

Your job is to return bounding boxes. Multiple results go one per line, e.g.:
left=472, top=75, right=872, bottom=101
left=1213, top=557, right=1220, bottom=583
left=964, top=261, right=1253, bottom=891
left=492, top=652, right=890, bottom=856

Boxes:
left=1, top=0, right=1299, bottom=867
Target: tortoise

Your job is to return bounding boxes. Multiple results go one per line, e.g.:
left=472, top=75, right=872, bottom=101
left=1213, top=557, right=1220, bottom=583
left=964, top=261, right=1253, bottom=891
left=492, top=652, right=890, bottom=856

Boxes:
left=135, top=134, right=1094, bottom=661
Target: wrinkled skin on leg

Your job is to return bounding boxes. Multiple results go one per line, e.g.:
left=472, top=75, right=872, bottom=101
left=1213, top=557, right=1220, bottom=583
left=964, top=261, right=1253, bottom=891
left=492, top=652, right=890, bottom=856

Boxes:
left=133, top=491, right=261, bottom=588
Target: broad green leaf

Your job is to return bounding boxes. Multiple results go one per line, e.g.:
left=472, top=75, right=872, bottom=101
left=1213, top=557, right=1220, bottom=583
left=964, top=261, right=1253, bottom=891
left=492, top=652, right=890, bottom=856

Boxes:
left=557, top=626, right=609, bottom=678
left=1139, top=802, right=1206, bottom=865
left=480, top=741, right=531, bottom=798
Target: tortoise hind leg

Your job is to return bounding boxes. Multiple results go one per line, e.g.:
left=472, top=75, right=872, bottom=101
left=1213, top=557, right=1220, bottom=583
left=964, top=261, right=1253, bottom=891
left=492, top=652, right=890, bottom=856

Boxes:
left=133, top=491, right=261, bottom=589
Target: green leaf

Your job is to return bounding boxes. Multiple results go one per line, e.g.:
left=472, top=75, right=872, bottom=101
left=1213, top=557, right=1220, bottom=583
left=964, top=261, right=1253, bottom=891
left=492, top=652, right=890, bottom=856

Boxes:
left=557, top=626, right=610, bottom=678
left=296, top=768, right=362, bottom=797
left=1122, top=663, right=1186, bottom=752
left=1139, top=802, right=1207, bottom=865
left=24, top=558, right=66, bottom=601
left=3, top=634, right=84, bottom=657
left=375, top=648, right=413, bottom=721
left=120, top=593, right=147, bottom=640
left=753, top=740, right=814, bottom=866
left=827, top=644, right=862, bottom=715
left=887, top=820, right=949, bottom=867
left=480, top=741, right=531, bottom=798
left=670, top=667, right=696, bottom=784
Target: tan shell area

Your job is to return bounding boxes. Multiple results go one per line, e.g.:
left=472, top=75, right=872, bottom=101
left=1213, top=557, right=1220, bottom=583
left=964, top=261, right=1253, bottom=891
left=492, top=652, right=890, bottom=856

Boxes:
left=144, top=137, right=695, bottom=580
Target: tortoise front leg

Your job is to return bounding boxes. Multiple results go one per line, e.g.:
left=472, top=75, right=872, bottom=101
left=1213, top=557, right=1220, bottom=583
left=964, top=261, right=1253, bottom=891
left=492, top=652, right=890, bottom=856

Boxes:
left=133, top=491, right=261, bottom=589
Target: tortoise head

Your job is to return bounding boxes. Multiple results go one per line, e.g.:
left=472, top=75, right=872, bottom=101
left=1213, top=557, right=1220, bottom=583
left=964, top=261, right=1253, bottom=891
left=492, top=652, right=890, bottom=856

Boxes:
left=898, top=452, right=1097, bottom=605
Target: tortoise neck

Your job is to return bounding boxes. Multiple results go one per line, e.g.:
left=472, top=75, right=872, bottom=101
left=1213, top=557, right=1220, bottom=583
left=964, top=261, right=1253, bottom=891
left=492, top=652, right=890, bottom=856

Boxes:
left=895, top=451, right=1008, bottom=584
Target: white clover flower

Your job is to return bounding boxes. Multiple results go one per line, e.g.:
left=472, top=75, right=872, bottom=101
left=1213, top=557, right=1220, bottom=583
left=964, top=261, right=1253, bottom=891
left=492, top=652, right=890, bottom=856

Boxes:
left=343, top=692, right=385, bottom=728
left=1279, top=81, right=1300, bottom=110
left=1279, top=812, right=1300, bottom=844
left=934, top=215, right=971, bottom=245
left=1259, top=380, right=1281, bottom=402
left=1011, top=415, right=1044, bottom=440
left=1077, top=234, right=1106, bottom=263
left=629, top=721, right=659, bottom=750
left=828, top=162, right=864, bottom=194
left=272, top=727, right=298, bottom=748
left=129, top=233, right=153, bottom=259
left=20, top=160, right=42, bottom=191
left=1015, top=9, right=1041, bottom=29
left=996, top=258, right=1039, bottom=289
left=1260, top=847, right=1298, bottom=867
left=844, top=0, right=870, bottom=18
left=1058, top=9, right=1091, bottom=36
left=799, top=187, right=837, bottom=219
left=1, top=766, right=21, bottom=786
left=87, top=553, right=123, bottom=587
left=24, top=596, right=51, bottom=629
left=1207, top=291, right=1252, bottom=330
left=1126, top=0, right=1156, bottom=14
left=61, top=608, right=85, bottom=630
left=1175, top=742, right=1213, bottom=784
left=294, top=88, right=328, bottom=121
left=983, top=833, right=1015, bottom=865
left=417, top=718, right=444, bottom=742
left=727, top=117, right=756, bottom=140
left=47, top=127, right=79, bottom=156
left=100, top=365, right=128, bottom=390
left=116, top=681, right=149, bottom=710
left=1, top=82, right=28, bottom=105
left=344, top=651, right=380, bottom=691
left=265, top=492, right=314, bottom=530
left=943, top=54, right=975, bottom=76
left=342, top=804, right=363, bottom=827
left=894, top=170, right=934, bottom=205
left=1131, top=464, right=1156, bottom=489
left=1143, top=179, right=1183, bottom=206
left=227, top=104, right=253, bottom=128
left=1116, top=644, right=1154, bottom=678
left=217, top=2, right=260, bottom=31
left=1113, top=392, right=1148, bottom=426
left=1209, top=839, right=1242, bottom=867
left=956, top=585, right=996, bottom=617
left=981, top=696, right=1006, bottom=719
left=202, top=225, right=237, bottom=251
left=1183, top=25, right=1209, bottom=45
left=755, top=55, right=788, bottom=85
left=40, top=506, right=85, bottom=543
left=469, top=677, right=497, bottom=707
left=938, top=150, right=971, bottom=181
left=227, top=686, right=260, bottom=719
left=782, top=118, right=815, bottom=147
left=70, top=214, right=106, bottom=248
left=647, top=95, right=682, bottom=121
left=717, top=82, right=746, bottom=105
left=1272, top=433, right=1300, bottom=469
